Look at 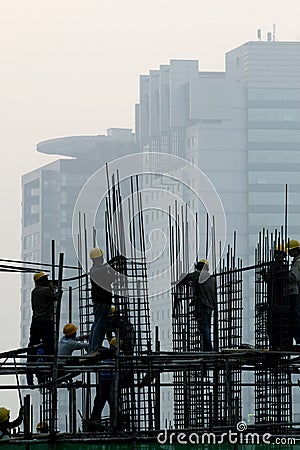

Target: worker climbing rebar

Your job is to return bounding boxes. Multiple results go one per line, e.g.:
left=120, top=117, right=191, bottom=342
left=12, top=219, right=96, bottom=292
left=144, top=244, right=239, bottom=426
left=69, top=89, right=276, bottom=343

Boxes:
left=177, top=259, right=217, bottom=351
left=286, top=239, right=300, bottom=346
left=88, top=248, right=116, bottom=355
left=106, top=306, right=136, bottom=355
left=260, top=245, right=290, bottom=350
left=87, top=337, right=123, bottom=431
left=26, top=271, right=62, bottom=385
left=88, top=248, right=126, bottom=355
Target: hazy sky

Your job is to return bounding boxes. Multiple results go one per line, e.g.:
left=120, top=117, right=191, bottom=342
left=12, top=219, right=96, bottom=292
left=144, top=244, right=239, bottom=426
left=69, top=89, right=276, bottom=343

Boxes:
left=1, top=0, right=300, bottom=412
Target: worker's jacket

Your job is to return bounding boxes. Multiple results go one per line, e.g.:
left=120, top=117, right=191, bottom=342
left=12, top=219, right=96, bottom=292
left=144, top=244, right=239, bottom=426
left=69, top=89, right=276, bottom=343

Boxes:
left=190, top=270, right=217, bottom=311
left=90, top=262, right=115, bottom=304
left=90, top=256, right=126, bottom=304
left=177, top=270, right=217, bottom=310
left=58, top=336, right=88, bottom=356
left=261, top=260, right=288, bottom=306
left=31, top=286, right=56, bottom=322
left=106, top=313, right=136, bottom=354
left=288, top=255, right=300, bottom=295
left=0, top=408, right=23, bottom=440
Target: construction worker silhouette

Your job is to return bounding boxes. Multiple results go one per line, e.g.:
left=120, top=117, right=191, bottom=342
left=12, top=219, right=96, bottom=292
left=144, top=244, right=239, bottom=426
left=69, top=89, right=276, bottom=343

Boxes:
left=27, top=272, right=60, bottom=384
left=176, top=259, right=217, bottom=351
left=106, top=306, right=136, bottom=355
left=88, top=337, right=123, bottom=431
left=287, top=239, right=300, bottom=346
left=36, top=421, right=48, bottom=434
left=190, top=260, right=217, bottom=351
left=88, top=249, right=126, bottom=355
left=88, top=248, right=115, bottom=355
left=260, top=245, right=290, bottom=350
left=0, top=406, right=23, bottom=440
left=58, top=323, right=88, bottom=356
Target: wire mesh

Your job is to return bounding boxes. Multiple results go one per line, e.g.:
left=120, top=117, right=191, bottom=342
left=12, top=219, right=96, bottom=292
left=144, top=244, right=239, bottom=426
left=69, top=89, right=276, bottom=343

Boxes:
left=254, top=229, right=291, bottom=432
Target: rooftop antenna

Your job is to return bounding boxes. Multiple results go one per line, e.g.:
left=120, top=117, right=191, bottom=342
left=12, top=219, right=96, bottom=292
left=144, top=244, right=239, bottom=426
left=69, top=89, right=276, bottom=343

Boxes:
left=273, top=24, right=276, bottom=41
left=257, top=29, right=261, bottom=41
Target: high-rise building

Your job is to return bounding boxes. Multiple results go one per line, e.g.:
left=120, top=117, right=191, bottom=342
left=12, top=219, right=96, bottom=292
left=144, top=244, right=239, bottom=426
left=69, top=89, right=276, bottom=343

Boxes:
left=135, top=41, right=300, bottom=421
left=135, top=40, right=300, bottom=336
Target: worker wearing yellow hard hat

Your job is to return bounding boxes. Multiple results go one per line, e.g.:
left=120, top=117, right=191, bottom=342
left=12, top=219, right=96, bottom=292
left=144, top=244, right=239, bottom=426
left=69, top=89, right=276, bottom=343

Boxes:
left=286, top=239, right=300, bottom=253
left=33, top=271, right=48, bottom=284
left=0, top=406, right=24, bottom=440
left=88, top=335, right=123, bottom=432
left=106, top=304, right=136, bottom=355
left=90, top=247, right=104, bottom=259
left=109, top=305, right=116, bottom=315
left=287, top=239, right=300, bottom=346
left=26, top=269, right=58, bottom=385
left=172, top=258, right=216, bottom=351
left=109, top=336, right=123, bottom=348
left=195, top=259, right=209, bottom=270
left=36, top=421, right=48, bottom=433
left=0, top=408, right=10, bottom=423
left=260, top=243, right=289, bottom=350
left=194, top=258, right=216, bottom=351
left=58, top=323, right=88, bottom=356
left=88, top=247, right=116, bottom=356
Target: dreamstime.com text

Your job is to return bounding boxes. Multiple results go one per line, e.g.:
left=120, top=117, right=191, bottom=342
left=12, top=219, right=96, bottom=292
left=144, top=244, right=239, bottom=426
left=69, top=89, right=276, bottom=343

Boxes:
left=157, top=422, right=297, bottom=445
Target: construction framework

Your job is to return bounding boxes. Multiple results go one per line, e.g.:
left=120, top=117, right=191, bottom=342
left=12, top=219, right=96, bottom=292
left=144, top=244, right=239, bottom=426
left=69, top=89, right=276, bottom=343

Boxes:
left=1, top=178, right=300, bottom=446
left=170, top=202, right=243, bottom=429
left=254, top=229, right=292, bottom=433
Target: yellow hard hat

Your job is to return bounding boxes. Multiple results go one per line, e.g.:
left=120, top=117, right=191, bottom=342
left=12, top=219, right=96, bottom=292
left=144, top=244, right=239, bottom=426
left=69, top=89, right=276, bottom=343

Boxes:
left=109, top=337, right=123, bottom=347
left=287, top=239, right=300, bottom=251
left=275, top=244, right=286, bottom=253
left=195, top=259, right=209, bottom=269
left=109, top=305, right=116, bottom=316
left=90, top=248, right=104, bottom=259
left=199, top=259, right=209, bottom=265
left=63, top=323, right=78, bottom=336
left=36, top=421, right=48, bottom=431
left=34, top=272, right=48, bottom=283
left=0, top=407, right=10, bottom=422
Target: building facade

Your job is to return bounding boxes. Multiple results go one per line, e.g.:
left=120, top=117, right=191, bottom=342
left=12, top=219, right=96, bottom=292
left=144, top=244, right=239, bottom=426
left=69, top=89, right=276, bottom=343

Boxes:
left=135, top=41, right=300, bottom=421
left=135, top=40, right=300, bottom=337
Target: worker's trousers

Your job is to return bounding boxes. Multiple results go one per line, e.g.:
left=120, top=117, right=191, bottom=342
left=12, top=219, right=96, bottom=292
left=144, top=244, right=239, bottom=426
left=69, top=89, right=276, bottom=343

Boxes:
left=88, top=303, right=110, bottom=352
left=196, top=305, right=213, bottom=351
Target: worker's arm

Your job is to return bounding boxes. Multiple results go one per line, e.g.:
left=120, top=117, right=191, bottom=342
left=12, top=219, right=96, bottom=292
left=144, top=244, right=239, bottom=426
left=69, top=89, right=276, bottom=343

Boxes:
left=174, top=272, right=197, bottom=286
left=9, top=406, right=24, bottom=429
left=259, top=268, right=269, bottom=283
left=44, top=286, right=62, bottom=302
left=108, top=255, right=127, bottom=266
left=289, top=261, right=300, bottom=285
left=76, top=334, right=89, bottom=341
left=73, top=341, right=89, bottom=351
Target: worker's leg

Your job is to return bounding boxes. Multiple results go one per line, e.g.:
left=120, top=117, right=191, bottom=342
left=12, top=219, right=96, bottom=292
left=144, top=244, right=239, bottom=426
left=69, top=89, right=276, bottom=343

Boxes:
left=202, top=305, right=213, bottom=351
left=26, top=321, right=40, bottom=385
left=39, top=320, right=54, bottom=356
left=290, top=294, right=300, bottom=344
left=89, top=303, right=110, bottom=352
left=90, top=380, right=110, bottom=422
